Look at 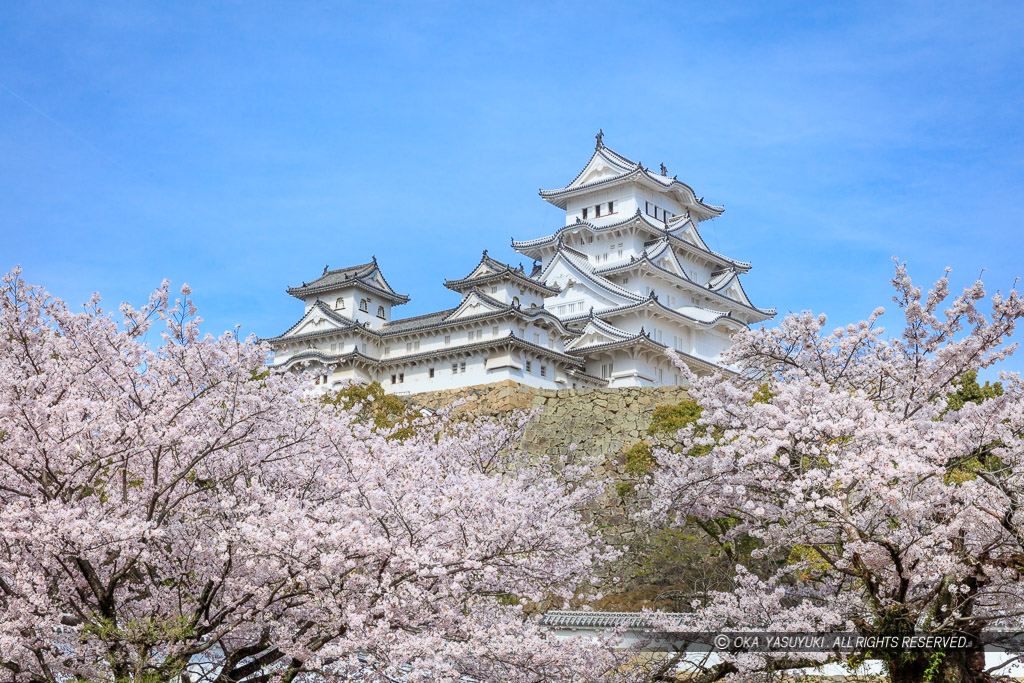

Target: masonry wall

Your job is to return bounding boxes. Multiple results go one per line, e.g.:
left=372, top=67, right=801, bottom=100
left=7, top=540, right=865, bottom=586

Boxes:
left=407, top=380, right=690, bottom=545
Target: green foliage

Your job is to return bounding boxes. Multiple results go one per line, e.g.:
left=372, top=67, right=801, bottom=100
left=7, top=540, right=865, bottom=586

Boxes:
left=750, top=382, right=775, bottom=405
left=943, top=371, right=1006, bottom=484
left=946, top=370, right=1003, bottom=412
left=323, top=382, right=417, bottom=440
left=615, top=481, right=635, bottom=498
left=623, top=441, right=655, bottom=476
left=647, top=399, right=702, bottom=435
left=923, top=650, right=946, bottom=681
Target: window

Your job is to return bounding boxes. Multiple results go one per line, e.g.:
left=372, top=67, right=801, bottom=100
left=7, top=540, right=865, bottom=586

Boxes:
left=383, top=346, right=390, bottom=356
left=390, top=374, right=397, bottom=385
left=377, top=305, right=385, bottom=319
left=429, top=367, right=435, bottom=378
left=540, top=365, right=547, bottom=378
left=405, top=340, right=420, bottom=352
left=623, top=277, right=629, bottom=284
left=533, top=332, right=540, bottom=344
left=525, top=360, right=532, bottom=373
left=491, top=326, right=498, bottom=336
left=444, top=334, right=451, bottom=345
left=595, top=204, right=601, bottom=217
left=359, top=299, right=368, bottom=312
left=452, top=363, right=458, bottom=375
left=658, top=368, right=664, bottom=383
left=398, top=372, right=404, bottom=383
left=608, top=200, right=614, bottom=213
left=601, top=363, right=614, bottom=379
left=490, top=286, right=498, bottom=294
left=460, top=361, right=466, bottom=373
left=512, top=296, right=520, bottom=307
left=360, top=343, right=367, bottom=353
left=335, top=297, right=345, bottom=310
left=582, top=207, right=588, bottom=219
left=330, top=343, right=337, bottom=351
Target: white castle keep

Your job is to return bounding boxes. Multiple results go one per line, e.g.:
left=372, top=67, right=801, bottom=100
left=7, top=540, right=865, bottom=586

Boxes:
left=268, top=133, right=774, bottom=394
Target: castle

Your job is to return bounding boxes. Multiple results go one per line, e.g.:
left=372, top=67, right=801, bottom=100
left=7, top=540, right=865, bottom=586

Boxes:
left=267, top=133, right=774, bottom=394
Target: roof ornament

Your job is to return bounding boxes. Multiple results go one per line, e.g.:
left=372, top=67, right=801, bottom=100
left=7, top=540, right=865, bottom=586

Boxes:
left=482, top=249, right=488, bottom=257
left=660, top=162, right=668, bottom=176
left=323, top=265, right=329, bottom=275
left=518, top=262, right=524, bottom=271
left=372, top=255, right=377, bottom=264
left=595, top=129, right=604, bottom=149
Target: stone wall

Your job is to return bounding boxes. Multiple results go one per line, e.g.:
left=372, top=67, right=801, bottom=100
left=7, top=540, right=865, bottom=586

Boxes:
left=406, top=380, right=690, bottom=543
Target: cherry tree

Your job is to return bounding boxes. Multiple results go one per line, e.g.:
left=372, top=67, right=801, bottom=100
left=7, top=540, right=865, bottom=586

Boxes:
left=649, top=263, right=1024, bottom=682
left=0, top=269, right=624, bottom=682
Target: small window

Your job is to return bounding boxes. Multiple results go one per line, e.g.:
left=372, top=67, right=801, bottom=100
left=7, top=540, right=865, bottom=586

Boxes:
left=460, top=361, right=466, bottom=373
left=608, top=200, right=614, bottom=213
left=533, top=333, right=540, bottom=343
left=390, top=374, right=397, bottom=385
left=595, top=204, right=601, bottom=217
left=384, top=346, right=390, bottom=356
left=377, top=305, right=385, bottom=319
left=540, top=365, right=547, bottom=378
left=525, top=360, right=532, bottom=373
left=582, top=207, right=588, bottom=219
left=398, top=373, right=404, bottom=383
left=360, top=343, right=366, bottom=353
left=335, top=297, right=345, bottom=310
left=492, top=326, right=498, bottom=336
left=359, top=299, right=368, bottom=312
left=406, top=342, right=412, bottom=352
left=330, top=343, right=337, bottom=351
left=452, top=363, right=458, bottom=375
left=429, top=367, right=435, bottom=378
left=490, top=286, right=497, bottom=294
left=512, top=296, right=520, bottom=307
left=444, top=334, right=451, bottom=345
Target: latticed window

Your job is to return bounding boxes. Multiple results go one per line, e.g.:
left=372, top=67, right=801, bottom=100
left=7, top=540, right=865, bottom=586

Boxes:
left=359, top=299, right=368, bottom=312
left=335, top=297, right=345, bottom=310
left=377, top=306, right=385, bottom=319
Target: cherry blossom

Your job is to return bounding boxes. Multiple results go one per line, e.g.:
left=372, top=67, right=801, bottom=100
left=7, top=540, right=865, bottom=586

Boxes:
left=649, top=262, right=1024, bottom=682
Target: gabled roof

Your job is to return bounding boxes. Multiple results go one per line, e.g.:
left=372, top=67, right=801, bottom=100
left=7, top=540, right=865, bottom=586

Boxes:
left=287, top=258, right=410, bottom=304
left=564, top=330, right=723, bottom=376
left=443, top=250, right=559, bottom=296
left=264, top=300, right=362, bottom=343
left=513, top=209, right=750, bottom=272
left=565, top=295, right=745, bottom=330
left=536, top=241, right=645, bottom=306
left=538, top=139, right=724, bottom=221
left=563, top=317, right=633, bottom=352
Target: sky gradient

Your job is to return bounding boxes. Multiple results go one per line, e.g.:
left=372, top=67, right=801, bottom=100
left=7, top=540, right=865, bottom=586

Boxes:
left=3, top=1, right=1023, bottom=377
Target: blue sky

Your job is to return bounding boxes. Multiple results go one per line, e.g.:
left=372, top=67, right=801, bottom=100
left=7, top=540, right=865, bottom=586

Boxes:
left=3, top=1, right=1023, bottom=377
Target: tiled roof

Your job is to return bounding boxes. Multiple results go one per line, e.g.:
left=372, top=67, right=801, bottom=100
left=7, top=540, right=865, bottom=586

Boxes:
left=563, top=296, right=739, bottom=329
left=444, top=251, right=559, bottom=295
left=287, top=258, right=410, bottom=304
left=538, top=143, right=724, bottom=218
left=540, top=610, right=685, bottom=629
